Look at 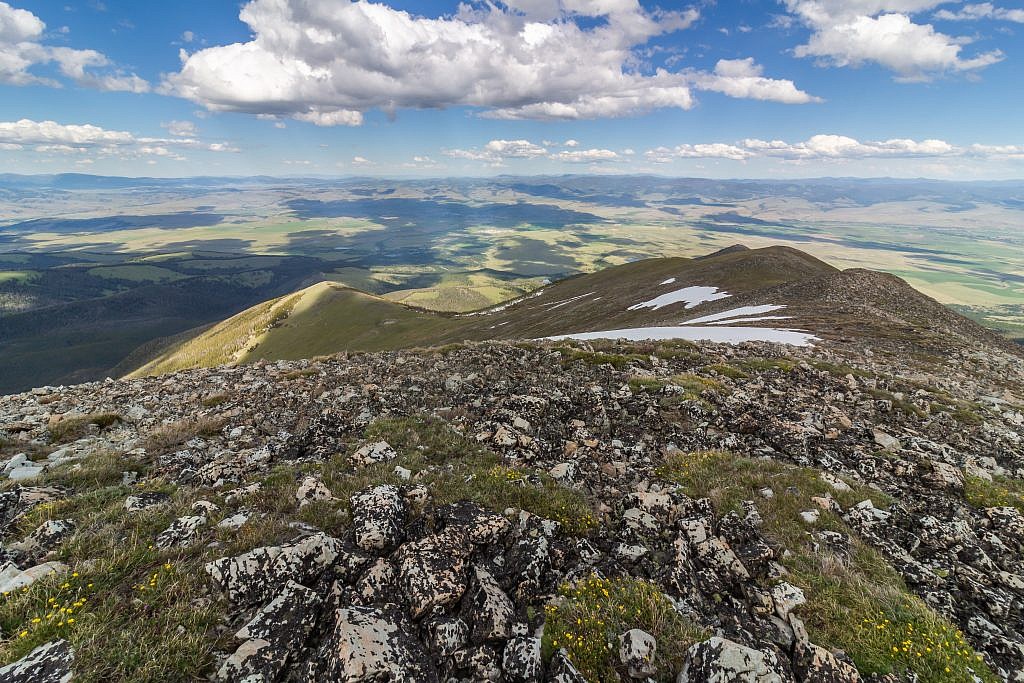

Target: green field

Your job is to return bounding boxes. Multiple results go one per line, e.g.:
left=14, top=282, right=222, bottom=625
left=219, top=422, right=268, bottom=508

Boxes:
left=86, top=264, right=188, bottom=283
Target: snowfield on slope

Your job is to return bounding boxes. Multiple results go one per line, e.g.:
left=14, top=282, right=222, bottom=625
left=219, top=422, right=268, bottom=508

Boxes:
left=543, top=325, right=818, bottom=346
left=682, top=305, right=787, bottom=325
left=627, top=285, right=731, bottom=311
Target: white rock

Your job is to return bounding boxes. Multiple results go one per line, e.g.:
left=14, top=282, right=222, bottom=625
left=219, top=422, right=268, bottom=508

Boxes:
left=770, top=582, right=806, bottom=619
left=351, top=441, right=398, bottom=466
left=0, top=561, right=68, bottom=594
left=872, top=429, right=901, bottom=451
left=8, top=465, right=44, bottom=481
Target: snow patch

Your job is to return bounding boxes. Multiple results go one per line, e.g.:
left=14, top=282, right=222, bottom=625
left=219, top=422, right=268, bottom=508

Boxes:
left=707, top=315, right=790, bottom=326
left=659, top=277, right=677, bottom=285
left=682, top=305, right=786, bottom=325
left=546, top=292, right=596, bottom=310
left=627, top=285, right=730, bottom=312
left=543, top=326, right=817, bottom=346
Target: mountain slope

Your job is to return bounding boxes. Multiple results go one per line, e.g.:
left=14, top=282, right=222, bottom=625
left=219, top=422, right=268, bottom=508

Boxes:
left=2, top=336, right=1022, bottom=680
left=126, top=245, right=1018, bottom=379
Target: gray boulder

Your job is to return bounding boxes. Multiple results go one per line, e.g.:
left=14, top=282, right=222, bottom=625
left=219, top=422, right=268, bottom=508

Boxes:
left=620, top=628, right=657, bottom=678
left=206, top=532, right=343, bottom=605
left=216, top=580, right=323, bottom=682
left=502, top=636, right=543, bottom=683
left=0, top=639, right=73, bottom=683
left=351, top=485, right=406, bottom=554
left=307, top=605, right=436, bottom=682
left=678, top=637, right=792, bottom=682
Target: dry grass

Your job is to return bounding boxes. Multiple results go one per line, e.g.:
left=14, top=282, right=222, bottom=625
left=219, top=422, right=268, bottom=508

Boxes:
left=48, top=412, right=122, bottom=443
left=143, top=416, right=226, bottom=455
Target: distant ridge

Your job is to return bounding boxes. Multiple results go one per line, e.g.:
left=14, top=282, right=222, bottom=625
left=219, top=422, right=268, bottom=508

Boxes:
left=124, top=245, right=1019, bottom=378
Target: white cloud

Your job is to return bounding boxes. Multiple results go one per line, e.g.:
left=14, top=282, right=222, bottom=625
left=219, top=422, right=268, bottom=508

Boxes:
left=351, top=156, right=372, bottom=165
left=445, top=139, right=622, bottom=164
left=163, top=0, right=815, bottom=125
left=935, top=3, right=1024, bottom=22
left=687, top=58, right=822, bottom=103
left=550, top=148, right=620, bottom=163
left=783, top=0, right=1004, bottom=79
left=0, top=2, right=149, bottom=90
left=0, top=118, right=237, bottom=160
left=484, top=139, right=548, bottom=158
left=643, top=134, right=1022, bottom=163
left=163, top=120, right=198, bottom=137
left=181, top=30, right=195, bottom=43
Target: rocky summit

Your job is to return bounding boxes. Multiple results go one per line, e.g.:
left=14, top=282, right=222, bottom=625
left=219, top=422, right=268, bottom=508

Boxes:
left=0, top=335, right=1023, bottom=682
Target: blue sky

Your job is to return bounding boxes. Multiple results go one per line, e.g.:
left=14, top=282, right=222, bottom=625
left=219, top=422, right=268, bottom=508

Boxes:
left=0, top=0, right=1022, bottom=178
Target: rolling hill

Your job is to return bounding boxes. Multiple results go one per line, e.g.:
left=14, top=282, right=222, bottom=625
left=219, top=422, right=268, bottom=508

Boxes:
left=128, top=245, right=1017, bottom=378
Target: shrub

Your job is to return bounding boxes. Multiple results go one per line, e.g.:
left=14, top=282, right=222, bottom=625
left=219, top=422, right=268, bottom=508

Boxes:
left=964, top=475, right=1024, bottom=512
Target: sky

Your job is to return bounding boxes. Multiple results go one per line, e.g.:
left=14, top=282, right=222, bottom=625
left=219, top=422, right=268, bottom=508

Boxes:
left=0, top=0, right=1022, bottom=179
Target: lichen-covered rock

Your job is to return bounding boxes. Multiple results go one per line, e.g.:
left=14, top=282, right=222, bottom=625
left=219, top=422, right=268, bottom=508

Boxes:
left=350, top=441, right=398, bottom=466
left=216, top=580, right=323, bottom=682
left=678, top=637, right=793, bottom=682
left=619, top=628, right=657, bottom=678
left=0, top=561, right=67, bottom=594
left=296, top=475, right=331, bottom=507
left=440, top=501, right=510, bottom=545
left=206, top=532, right=342, bottom=605
left=0, top=639, right=73, bottom=683
left=155, top=514, right=206, bottom=549
left=124, top=492, right=171, bottom=512
left=548, top=648, right=588, bottom=683
left=351, top=484, right=406, bottom=554
left=793, top=641, right=860, bottom=682
left=502, top=636, right=543, bottom=683
left=9, top=519, right=74, bottom=557
left=396, top=526, right=470, bottom=619
left=463, top=565, right=514, bottom=643
left=307, top=605, right=437, bottom=682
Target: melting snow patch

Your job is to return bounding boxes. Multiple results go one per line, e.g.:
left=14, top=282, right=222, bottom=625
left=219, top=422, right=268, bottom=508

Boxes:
left=659, top=278, right=677, bottom=285
left=543, top=326, right=817, bottom=346
left=682, top=305, right=786, bottom=325
left=546, top=292, right=596, bottom=310
left=627, top=285, right=730, bottom=311
left=459, top=290, right=544, bottom=317
left=707, top=315, right=790, bottom=326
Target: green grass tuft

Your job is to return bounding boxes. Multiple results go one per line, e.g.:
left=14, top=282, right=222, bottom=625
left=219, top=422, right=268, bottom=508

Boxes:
left=541, top=575, right=707, bottom=681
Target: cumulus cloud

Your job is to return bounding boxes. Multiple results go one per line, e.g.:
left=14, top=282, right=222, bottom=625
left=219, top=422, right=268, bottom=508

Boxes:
left=644, top=134, right=1023, bottom=162
left=445, top=139, right=622, bottom=164
left=550, top=148, right=620, bottom=163
left=0, top=118, right=238, bottom=160
left=934, top=3, right=1024, bottom=22
left=0, top=2, right=150, bottom=90
left=446, top=139, right=548, bottom=162
left=162, top=0, right=816, bottom=126
left=687, top=58, right=822, bottom=103
left=783, top=0, right=1004, bottom=80
left=163, top=120, right=199, bottom=137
